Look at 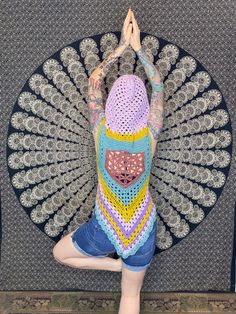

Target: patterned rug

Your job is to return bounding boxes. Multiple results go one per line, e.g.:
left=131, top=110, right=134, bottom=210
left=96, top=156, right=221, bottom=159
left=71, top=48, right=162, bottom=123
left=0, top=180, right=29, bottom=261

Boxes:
left=1, top=0, right=236, bottom=292
left=1, top=291, right=236, bottom=313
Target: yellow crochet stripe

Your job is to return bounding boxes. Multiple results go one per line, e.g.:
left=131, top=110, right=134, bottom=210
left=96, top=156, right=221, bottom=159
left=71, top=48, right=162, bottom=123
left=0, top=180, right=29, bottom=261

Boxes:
left=97, top=191, right=154, bottom=247
left=95, top=116, right=153, bottom=155
left=106, top=125, right=148, bottom=141
left=97, top=166, right=150, bottom=222
left=97, top=116, right=148, bottom=142
left=94, top=111, right=155, bottom=247
left=95, top=115, right=152, bottom=223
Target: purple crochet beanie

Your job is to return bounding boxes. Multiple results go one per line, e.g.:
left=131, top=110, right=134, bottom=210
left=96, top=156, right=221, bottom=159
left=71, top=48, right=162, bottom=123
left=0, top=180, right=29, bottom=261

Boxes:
left=105, top=74, right=150, bottom=134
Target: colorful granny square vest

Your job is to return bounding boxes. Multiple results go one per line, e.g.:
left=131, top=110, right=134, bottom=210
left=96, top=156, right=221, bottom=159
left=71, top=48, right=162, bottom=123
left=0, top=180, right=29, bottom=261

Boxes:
left=93, top=115, right=157, bottom=259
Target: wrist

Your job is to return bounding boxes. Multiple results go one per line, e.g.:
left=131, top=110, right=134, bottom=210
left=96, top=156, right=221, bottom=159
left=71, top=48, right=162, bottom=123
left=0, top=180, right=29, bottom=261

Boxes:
left=117, top=44, right=126, bottom=55
left=152, top=81, right=164, bottom=92
left=134, top=45, right=142, bottom=52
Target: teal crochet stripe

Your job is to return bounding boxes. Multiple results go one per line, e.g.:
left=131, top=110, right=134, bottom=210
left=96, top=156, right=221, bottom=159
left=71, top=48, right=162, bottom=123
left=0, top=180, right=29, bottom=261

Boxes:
left=94, top=203, right=157, bottom=258
left=97, top=125, right=152, bottom=205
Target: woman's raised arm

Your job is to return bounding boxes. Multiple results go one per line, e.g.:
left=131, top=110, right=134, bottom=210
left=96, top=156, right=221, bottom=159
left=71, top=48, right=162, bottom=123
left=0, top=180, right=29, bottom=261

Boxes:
left=136, top=47, right=164, bottom=140
left=88, top=8, right=132, bottom=136
left=130, top=10, right=164, bottom=140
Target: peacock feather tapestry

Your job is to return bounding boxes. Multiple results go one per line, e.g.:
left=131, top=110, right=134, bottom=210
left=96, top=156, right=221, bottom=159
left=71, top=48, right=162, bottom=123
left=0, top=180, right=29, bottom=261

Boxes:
left=1, top=0, right=236, bottom=292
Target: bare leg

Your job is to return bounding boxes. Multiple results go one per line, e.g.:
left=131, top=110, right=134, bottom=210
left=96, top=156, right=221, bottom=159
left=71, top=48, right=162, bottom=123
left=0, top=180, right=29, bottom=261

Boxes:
left=52, top=231, right=122, bottom=272
left=118, top=266, right=147, bottom=314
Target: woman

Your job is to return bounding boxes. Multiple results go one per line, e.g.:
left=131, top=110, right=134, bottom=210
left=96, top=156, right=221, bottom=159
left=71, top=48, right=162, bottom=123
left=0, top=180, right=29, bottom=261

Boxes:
left=53, top=8, right=164, bottom=314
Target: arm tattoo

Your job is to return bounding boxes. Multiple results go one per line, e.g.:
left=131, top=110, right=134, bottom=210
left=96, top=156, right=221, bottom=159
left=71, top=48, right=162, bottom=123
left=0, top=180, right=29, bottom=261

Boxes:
left=91, top=31, right=126, bottom=84
left=136, top=47, right=165, bottom=140
left=136, top=47, right=163, bottom=92
left=97, top=43, right=125, bottom=80
left=88, top=40, right=127, bottom=135
left=88, top=85, right=105, bottom=135
left=147, top=90, right=164, bottom=140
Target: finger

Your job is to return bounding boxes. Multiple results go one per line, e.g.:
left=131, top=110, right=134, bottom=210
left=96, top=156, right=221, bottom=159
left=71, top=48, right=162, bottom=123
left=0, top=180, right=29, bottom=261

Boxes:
left=124, top=8, right=131, bottom=24
left=124, top=8, right=132, bottom=29
left=126, top=7, right=131, bottom=19
left=131, top=11, right=139, bottom=32
left=127, top=23, right=133, bottom=39
left=123, top=22, right=133, bottom=43
left=125, top=24, right=132, bottom=44
left=124, top=12, right=132, bottom=32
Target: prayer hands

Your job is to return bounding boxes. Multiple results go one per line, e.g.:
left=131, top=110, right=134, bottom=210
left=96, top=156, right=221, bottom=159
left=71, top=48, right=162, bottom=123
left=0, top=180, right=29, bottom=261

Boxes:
left=119, top=8, right=142, bottom=52
left=118, top=8, right=133, bottom=49
left=89, top=8, right=143, bottom=89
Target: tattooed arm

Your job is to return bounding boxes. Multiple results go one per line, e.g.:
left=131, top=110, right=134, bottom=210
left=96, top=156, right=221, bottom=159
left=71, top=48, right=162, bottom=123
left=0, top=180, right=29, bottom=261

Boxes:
left=136, top=47, right=163, bottom=91
left=148, top=89, right=164, bottom=141
left=88, top=8, right=132, bottom=137
left=88, top=44, right=127, bottom=136
left=136, top=46, right=164, bottom=140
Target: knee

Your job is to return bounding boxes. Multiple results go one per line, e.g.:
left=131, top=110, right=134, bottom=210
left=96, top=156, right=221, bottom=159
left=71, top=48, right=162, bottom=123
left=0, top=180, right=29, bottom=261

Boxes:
left=52, top=243, right=64, bottom=264
left=120, top=266, right=146, bottom=297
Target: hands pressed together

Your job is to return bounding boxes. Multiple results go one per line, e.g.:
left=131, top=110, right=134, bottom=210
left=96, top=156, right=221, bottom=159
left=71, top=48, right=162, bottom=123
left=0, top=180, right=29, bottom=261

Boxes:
left=88, top=8, right=164, bottom=140
left=89, top=8, right=142, bottom=89
left=119, top=8, right=141, bottom=52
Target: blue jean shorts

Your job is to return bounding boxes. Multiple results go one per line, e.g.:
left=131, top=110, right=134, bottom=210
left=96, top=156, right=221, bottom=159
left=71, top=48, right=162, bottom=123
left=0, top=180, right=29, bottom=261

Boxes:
left=71, top=213, right=157, bottom=272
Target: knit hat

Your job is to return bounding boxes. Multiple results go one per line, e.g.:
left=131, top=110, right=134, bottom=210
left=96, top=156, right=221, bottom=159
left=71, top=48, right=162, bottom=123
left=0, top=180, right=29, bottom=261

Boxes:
left=105, top=74, right=150, bottom=134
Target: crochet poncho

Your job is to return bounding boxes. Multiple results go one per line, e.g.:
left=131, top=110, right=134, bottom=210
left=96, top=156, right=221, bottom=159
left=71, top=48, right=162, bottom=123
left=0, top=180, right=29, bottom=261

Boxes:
left=93, top=74, right=157, bottom=259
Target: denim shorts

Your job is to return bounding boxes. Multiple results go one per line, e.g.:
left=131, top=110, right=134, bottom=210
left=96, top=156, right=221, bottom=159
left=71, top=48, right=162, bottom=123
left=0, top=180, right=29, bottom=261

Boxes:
left=71, top=212, right=157, bottom=272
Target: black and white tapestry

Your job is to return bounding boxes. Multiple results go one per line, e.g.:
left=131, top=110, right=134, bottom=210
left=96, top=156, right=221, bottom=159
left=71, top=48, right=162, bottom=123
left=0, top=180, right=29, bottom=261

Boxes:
left=1, top=0, right=235, bottom=292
